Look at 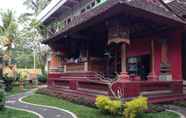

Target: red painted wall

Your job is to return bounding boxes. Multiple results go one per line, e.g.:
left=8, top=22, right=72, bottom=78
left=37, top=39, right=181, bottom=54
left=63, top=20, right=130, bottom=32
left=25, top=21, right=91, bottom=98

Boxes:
left=127, top=38, right=151, bottom=57
left=126, top=31, right=182, bottom=80
left=168, top=31, right=182, bottom=80
left=154, top=39, right=161, bottom=78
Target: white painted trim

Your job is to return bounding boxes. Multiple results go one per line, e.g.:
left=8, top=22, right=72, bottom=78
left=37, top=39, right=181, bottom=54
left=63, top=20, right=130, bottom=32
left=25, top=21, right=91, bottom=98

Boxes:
left=37, top=0, right=67, bottom=22
left=19, top=96, right=78, bottom=118
left=166, top=109, right=185, bottom=118
left=5, top=106, right=44, bottom=118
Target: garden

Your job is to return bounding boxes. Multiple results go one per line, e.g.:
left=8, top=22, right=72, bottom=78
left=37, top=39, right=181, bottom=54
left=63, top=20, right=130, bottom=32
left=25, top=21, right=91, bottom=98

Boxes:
left=0, top=0, right=185, bottom=118
left=22, top=92, right=180, bottom=118
left=0, top=64, right=47, bottom=118
left=0, top=108, right=38, bottom=118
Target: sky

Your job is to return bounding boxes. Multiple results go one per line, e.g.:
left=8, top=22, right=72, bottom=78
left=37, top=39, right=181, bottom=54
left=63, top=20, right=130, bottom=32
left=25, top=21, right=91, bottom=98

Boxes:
left=0, top=0, right=28, bottom=17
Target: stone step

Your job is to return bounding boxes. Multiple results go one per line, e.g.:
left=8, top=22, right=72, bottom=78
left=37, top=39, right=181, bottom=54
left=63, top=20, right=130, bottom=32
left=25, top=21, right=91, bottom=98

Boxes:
left=148, top=94, right=186, bottom=103
left=140, top=90, right=172, bottom=97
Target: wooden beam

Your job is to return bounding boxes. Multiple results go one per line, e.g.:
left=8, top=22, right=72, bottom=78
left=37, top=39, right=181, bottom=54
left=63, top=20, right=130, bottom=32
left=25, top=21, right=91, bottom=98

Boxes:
left=63, top=5, right=72, bottom=10
left=68, top=0, right=80, bottom=4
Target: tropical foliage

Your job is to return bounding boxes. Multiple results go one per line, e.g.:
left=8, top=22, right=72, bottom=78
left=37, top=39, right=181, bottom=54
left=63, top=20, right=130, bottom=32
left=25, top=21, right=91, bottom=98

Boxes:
left=0, top=90, right=5, bottom=110
left=18, top=0, right=50, bottom=73
left=0, top=10, right=18, bottom=91
left=95, top=96, right=122, bottom=114
left=0, top=10, right=17, bottom=63
left=124, top=96, right=148, bottom=118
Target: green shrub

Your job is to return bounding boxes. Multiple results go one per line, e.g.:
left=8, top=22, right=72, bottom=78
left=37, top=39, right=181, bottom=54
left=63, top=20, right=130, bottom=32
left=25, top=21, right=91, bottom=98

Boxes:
left=37, top=74, right=47, bottom=83
left=124, top=96, right=148, bottom=118
left=3, top=74, right=14, bottom=92
left=0, top=90, right=5, bottom=110
left=173, top=101, right=186, bottom=108
left=95, top=96, right=121, bottom=114
left=19, top=71, right=28, bottom=81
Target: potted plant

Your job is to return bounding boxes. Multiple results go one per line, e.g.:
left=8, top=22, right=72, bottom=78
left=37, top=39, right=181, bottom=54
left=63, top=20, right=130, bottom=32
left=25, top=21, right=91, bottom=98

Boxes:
left=19, top=71, right=28, bottom=92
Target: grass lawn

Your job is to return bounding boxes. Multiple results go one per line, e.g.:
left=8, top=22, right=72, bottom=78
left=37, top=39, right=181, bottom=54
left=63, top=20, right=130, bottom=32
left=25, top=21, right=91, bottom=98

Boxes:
left=23, top=94, right=180, bottom=118
left=138, top=112, right=179, bottom=118
left=0, top=108, right=38, bottom=118
left=5, top=85, right=28, bottom=96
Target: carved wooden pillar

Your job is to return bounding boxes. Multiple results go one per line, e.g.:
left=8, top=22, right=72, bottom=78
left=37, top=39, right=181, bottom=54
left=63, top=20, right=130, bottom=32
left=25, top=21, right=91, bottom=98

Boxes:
left=148, top=39, right=156, bottom=80
left=120, top=43, right=129, bottom=78
left=159, top=39, right=172, bottom=80
left=84, top=62, right=88, bottom=72
left=107, top=19, right=130, bottom=80
left=64, top=64, right=67, bottom=72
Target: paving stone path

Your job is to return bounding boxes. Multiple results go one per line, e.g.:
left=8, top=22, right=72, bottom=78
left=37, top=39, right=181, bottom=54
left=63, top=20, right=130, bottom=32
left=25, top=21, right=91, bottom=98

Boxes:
left=167, top=105, right=186, bottom=117
left=6, top=91, right=76, bottom=118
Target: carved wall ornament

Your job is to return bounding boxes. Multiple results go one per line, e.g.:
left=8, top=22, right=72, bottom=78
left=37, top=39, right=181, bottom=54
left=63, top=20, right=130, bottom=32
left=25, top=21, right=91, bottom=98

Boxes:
left=107, top=20, right=130, bottom=45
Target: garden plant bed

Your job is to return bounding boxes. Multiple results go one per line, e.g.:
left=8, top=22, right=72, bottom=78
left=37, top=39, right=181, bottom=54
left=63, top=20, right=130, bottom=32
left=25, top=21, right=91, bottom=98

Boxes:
left=0, top=108, right=38, bottom=118
left=173, top=101, right=186, bottom=108
left=23, top=94, right=180, bottom=118
left=6, top=86, right=28, bottom=96
left=6, top=85, right=37, bottom=97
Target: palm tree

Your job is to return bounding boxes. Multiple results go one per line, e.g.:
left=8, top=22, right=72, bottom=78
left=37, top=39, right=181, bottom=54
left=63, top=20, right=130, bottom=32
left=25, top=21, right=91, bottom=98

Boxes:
left=20, top=0, right=51, bottom=78
left=0, top=10, right=17, bottom=64
left=0, top=10, right=17, bottom=91
left=18, top=9, right=49, bottom=72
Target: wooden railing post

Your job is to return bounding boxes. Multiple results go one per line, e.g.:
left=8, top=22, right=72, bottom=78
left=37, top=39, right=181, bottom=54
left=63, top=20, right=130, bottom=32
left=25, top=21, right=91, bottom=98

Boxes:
left=64, top=64, right=67, bottom=73
left=148, top=39, right=157, bottom=80
left=84, top=61, right=88, bottom=72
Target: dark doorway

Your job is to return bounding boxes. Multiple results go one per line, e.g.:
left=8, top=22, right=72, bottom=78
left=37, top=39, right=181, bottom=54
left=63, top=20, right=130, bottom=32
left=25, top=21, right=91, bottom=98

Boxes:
left=127, top=55, right=150, bottom=80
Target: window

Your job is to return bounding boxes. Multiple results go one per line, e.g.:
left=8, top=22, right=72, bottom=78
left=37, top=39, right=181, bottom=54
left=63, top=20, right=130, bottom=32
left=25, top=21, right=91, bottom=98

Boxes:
left=67, top=18, right=71, bottom=24
left=86, top=5, right=91, bottom=10
left=64, top=20, right=67, bottom=25
left=81, top=8, right=86, bottom=13
left=127, top=55, right=150, bottom=80
left=91, top=1, right=96, bottom=7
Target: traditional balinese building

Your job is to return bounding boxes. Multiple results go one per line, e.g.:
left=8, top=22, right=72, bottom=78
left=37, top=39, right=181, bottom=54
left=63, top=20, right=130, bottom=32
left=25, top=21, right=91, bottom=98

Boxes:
left=38, top=0, right=186, bottom=103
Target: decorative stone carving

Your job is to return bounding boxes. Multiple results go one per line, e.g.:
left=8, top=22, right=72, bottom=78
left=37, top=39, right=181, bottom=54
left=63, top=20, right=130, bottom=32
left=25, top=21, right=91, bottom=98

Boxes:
left=107, top=19, right=130, bottom=45
left=107, top=19, right=130, bottom=80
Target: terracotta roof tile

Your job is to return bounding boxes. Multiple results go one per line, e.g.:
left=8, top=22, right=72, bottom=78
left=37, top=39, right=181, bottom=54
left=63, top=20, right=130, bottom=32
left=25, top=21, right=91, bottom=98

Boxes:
left=167, top=0, right=186, bottom=19
left=43, top=0, right=186, bottom=43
